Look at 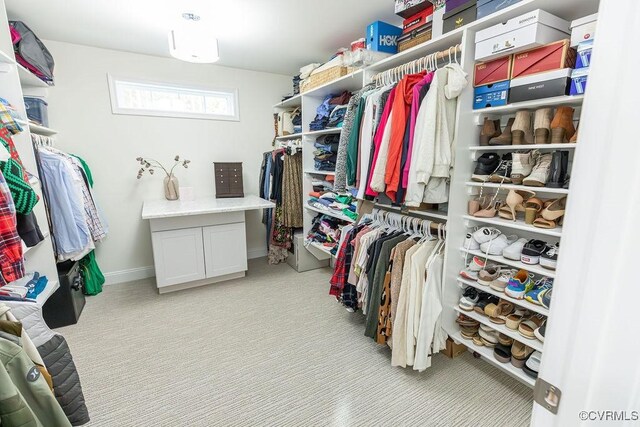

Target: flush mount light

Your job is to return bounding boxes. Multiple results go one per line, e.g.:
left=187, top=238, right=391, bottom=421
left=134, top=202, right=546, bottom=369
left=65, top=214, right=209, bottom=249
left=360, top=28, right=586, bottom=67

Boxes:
left=168, top=12, right=219, bottom=63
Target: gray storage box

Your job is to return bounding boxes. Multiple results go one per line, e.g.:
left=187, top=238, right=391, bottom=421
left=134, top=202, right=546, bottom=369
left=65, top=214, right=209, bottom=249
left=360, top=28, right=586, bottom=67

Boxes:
left=509, top=68, right=571, bottom=103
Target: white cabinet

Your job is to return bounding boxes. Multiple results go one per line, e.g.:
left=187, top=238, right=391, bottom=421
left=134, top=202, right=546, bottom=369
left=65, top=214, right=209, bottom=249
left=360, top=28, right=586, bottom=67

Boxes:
left=151, top=228, right=206, bottom=288
left=203, top=223, right=247, bottom=278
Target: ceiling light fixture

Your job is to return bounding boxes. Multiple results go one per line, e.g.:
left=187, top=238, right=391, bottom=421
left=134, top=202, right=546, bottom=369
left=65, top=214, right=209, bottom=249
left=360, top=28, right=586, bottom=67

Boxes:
left=168, top=12, right=219, bottom=64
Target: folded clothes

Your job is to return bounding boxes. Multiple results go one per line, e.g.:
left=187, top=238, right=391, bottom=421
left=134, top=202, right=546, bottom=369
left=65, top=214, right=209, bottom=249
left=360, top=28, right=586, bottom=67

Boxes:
left=309, top=191, right=322, bottom=198
left=315, top=198, right=332, bottom=207
left=327, top=105, right=348, bottom=128
left=330, top=91, right=352, bottom=105
left=313, top=141, right=339, bottom=153
left=342, top=209, right=358, bottom=221
left=2, top=272, right=48, bottom=300
left=314, top=160, right=336, bottom=171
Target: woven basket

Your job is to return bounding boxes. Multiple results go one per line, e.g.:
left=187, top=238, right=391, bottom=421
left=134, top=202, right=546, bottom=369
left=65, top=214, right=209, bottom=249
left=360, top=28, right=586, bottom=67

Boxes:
left=301, top=66, right=356, bottom=93
left=398, top=29, right=433, bottom=52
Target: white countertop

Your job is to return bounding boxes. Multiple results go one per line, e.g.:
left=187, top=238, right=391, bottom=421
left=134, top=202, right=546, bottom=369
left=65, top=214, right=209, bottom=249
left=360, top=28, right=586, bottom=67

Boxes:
left=142, top=195, right=275, bottom=220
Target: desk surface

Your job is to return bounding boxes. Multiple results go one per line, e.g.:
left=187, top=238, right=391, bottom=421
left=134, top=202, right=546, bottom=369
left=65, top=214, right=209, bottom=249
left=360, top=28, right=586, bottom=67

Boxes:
left=142, top=195, right=274, bottom=220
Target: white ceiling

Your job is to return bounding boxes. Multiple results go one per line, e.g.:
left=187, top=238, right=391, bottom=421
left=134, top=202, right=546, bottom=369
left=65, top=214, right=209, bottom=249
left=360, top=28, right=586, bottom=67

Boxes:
left=5, top=0, right=402, bottom=76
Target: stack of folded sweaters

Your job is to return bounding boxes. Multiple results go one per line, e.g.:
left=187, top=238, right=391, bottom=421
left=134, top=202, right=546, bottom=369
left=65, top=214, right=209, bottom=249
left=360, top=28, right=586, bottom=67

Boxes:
left=313, top=135, right=339, bottom=172
left=309, top=91, right=352, bottom=131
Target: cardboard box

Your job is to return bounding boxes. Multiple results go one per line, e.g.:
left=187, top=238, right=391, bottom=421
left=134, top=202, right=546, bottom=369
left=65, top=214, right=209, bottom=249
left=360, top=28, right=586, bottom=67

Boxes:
left=366, top=21, right=403, bottom=54
left=474, top=80, right=510, bottom=109
left=509, top=68, right=571, bottom=103
left=395, top=0, right=432, bottom=19
left=477, top=0, right=522, bottom=19
left=511, top=39, right=576, bottom=79
left=403, top=6, right=434, bottom=33
left=570, top=13, right=597, bottom=47
left=576, top=39, right=593, bottom=69
left=444, top=337, right=467, bottom=358
left=570, top=67, right=589, bottom=95
left=474, top=9, right=570, bottom=61
left=474, top=55, right=512, bottom=86
left=443, top=0, right=476, bottom=34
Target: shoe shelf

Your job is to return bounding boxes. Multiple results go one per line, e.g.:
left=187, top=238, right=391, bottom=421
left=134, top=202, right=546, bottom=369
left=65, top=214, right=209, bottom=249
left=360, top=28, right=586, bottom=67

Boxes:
left=275, top=133, right=303, bottom=141
left=305, top=205, right=355, bottom=223
left=473, top=95, right=584, bottom=116
left=304, top=169, right=335, bottom=176
left=457, top=277, right=549, bottom=317
left=465, top=182, right=569, bottom=195
left=469, top=143, right=577, bottom=152
left=460, top=247, right=556, bottom=278
left=450, top=330, right=535, bottom=388
left=463, top=215, right=563, bottom=238
left=304, top=128, right=342, bottom=137
left=453, top=306, right=544, bottom=353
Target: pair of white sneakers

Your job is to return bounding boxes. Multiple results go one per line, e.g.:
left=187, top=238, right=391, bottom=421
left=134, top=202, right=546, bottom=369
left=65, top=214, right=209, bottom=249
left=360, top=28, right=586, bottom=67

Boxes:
left=463, top=227, right=529, bottom=260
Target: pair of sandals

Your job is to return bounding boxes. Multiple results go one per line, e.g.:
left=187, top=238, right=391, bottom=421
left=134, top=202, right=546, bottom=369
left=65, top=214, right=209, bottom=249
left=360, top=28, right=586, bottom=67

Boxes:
left=497, top=191, right=567, bottom=229
left=496, top=340, right=536, bottom=369
left=506, top=311, right=546, bottom=340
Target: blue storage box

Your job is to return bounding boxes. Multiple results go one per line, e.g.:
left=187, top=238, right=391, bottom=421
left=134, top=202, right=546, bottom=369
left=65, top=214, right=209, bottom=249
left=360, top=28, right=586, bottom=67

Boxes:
left=575, top=39, right=593, bottom=69
left=473, top=80, right=510, bottom=109
left=477, top=0, right=522, bottom=19
left=366, top=21, right=403, bottom=54
left=24, top=97, right=48, bottom=127
left=570, top=68, right=589, bottom=95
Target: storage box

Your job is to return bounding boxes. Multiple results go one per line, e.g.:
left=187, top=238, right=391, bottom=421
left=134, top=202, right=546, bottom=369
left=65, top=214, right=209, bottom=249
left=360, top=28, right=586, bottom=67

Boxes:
left=473, top=80, right=510, bottom=109
left=474, top=55, right=512, bottom=86
left=474, top=9, right=570, bottom=61
left=509, top=68, right=571, bottom=103
left=446, top=0, right=472, bottom=12
left=477, top=0, right=522, bottom=19
left=431, top=3, right=446, bottom=39
left=366, top=21, right=403, bottom=54
left=214, top=162, right=244, bottom=198
left=403, top=6, right=434, bottom=33
left=286, top=234, right=329, bottom=272
left=570, top=67, right=589, bottom=95
left=570, top=13, right=597, bottom=47
left=575, top=39, right=593, bottom=69
left=511, top=39, right=576, bottom=79
left=395, top=0, right=432, bottom=18
left=43, top=261, right=86, bottom=329
left=23, top=96, right=48, bottom=126
left=398, top=24, right=433, bottom=52
left=443, top=0, right=476, bottom=34
left=444, top=337, right=467, bottom=358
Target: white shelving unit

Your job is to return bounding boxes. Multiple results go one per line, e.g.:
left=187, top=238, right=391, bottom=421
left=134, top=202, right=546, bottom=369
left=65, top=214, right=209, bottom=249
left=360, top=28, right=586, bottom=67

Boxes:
left=463, top=215, right=563, bottom=237
left=304, top=205, right=355, bottom=224
left=17, top=63, right=51, bottom=88
left=460, top=247, right=557, bottom=278
left=456, top=277, right=550, bottom=317
left=473, top=95, right=584, bottom=115
left=465, top=181, right=570, bottom=195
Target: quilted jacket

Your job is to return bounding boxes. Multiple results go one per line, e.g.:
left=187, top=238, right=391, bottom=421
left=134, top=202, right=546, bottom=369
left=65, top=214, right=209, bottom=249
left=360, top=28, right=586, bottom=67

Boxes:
left=6, top=302, right=89, bottom=425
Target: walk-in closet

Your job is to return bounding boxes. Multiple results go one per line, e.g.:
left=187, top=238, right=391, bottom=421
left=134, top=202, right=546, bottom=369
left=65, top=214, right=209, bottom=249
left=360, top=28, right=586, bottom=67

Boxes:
left=0, top=0, right=636, bottom=425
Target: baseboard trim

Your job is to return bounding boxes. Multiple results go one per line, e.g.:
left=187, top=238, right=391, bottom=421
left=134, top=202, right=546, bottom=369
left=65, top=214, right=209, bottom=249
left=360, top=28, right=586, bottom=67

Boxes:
left=247, top=248, right=267, bottom=259
left=104, top=266, right=155, bottom=286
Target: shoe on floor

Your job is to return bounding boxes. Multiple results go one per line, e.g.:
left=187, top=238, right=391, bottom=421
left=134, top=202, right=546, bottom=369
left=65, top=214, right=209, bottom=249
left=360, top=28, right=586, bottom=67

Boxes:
left=540, top=243, right=559, bottom=270
left=503, top=238, right=529, bottom=261
left=472, top=153, right=501, bottom=182
left=524, top=277, right=553, bottom=306
left=505, top=269, right=534, bottom=299
left=521, top=239, right=547, bottom=265
left=472, top=227, right=502, bottom=244
left=480, top=234, right=518, bottom=255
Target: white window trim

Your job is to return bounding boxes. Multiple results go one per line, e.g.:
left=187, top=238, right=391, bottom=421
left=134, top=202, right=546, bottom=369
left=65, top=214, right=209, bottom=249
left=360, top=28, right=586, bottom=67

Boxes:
left=106, top=74, right=240, bottom=121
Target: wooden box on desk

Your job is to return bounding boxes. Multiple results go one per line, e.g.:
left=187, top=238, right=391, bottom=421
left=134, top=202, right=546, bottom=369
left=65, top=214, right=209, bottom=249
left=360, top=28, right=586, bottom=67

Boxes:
left=214, top=162, right=244, bottom=198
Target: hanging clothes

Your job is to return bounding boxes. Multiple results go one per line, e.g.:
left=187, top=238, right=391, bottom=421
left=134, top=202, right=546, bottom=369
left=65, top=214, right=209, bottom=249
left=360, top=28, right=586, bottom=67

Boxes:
left=282, top=152, right=303, bottom=228
left=0, top=170, right=24, bottom=287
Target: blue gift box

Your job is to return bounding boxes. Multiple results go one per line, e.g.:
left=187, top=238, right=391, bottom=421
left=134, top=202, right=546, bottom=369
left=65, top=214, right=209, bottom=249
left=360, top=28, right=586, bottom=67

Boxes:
left=570, top=68, right=589, bottom=95
left=366, top=21, right=403, bottom=54
left=473, top=80, right=510, bottom=109
left=576, top=39, right=593, bottom=69
left=477, top=0, right=522, bottom=19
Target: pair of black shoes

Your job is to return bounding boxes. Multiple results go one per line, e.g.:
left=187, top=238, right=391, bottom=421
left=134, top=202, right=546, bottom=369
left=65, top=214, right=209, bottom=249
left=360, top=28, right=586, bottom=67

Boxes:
left=472, top=152, right=511, bottom=183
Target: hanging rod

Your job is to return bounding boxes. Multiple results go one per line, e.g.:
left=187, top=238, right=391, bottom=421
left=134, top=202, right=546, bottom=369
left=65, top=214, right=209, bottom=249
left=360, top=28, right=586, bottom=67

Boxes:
left=372, top=44, right=462, bottom=87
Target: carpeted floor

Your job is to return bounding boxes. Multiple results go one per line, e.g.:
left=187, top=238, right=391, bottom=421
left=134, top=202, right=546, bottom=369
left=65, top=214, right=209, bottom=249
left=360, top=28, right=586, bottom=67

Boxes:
left=59, top=258, right=532, bottom=426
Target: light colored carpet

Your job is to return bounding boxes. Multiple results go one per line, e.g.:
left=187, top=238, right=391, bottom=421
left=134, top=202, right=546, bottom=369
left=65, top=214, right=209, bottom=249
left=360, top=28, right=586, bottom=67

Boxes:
left=58, top=258, right=532, bottom=426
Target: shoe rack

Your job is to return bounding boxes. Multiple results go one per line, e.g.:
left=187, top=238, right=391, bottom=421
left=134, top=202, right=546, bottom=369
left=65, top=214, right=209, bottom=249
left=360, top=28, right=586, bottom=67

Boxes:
left=440, top=0, right=600, bottom=388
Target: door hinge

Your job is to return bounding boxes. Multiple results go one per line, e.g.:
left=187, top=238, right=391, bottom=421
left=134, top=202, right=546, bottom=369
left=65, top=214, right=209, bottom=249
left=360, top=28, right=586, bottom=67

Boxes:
left=534, top=377, right=562, bottom=414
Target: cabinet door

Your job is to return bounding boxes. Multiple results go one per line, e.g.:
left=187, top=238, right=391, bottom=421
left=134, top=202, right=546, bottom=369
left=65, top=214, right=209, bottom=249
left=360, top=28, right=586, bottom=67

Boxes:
left=203, top=223, right=247, bottom=278
left=151, top=228, right=206, bottom=288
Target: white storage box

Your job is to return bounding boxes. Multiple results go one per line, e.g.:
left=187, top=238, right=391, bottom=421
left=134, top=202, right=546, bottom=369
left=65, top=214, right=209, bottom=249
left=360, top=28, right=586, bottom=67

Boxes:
left=474, top=9, right=570, bottom=61
left=286, top=234, right=329, bottom=272
left=570, top=13, right=597, bottom=47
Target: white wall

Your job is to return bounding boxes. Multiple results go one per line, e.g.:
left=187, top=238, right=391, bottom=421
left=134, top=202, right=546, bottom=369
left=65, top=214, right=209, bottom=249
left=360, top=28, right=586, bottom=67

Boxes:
left=44, top=40, right=289, bottom=283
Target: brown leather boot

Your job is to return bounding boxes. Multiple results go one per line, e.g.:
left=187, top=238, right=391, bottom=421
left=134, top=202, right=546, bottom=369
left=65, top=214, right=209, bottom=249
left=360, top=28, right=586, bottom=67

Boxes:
left=489, top=118, right=515, bottom=146
left=550, top=107, right=576, bottom=143
left=533, top=108, right=553, bottom=144
left=512, top=110, right=534, bottom=145
left=479, top=118, right=501, bottom=146
left=570, top=124, right=579, bottom=143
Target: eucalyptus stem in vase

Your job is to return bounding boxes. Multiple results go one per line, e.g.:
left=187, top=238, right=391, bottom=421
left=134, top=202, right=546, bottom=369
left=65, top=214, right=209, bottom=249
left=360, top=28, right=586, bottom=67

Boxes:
left=136, top=155, right=191, bottom=200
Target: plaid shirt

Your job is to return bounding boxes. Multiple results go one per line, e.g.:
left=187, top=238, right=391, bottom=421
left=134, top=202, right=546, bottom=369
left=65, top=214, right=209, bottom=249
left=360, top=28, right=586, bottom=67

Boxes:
left=0, top=170, right=24, bottom=286
left=329, top=232, right=350, bottom=297
left=0, top=106, right=23, bottom=135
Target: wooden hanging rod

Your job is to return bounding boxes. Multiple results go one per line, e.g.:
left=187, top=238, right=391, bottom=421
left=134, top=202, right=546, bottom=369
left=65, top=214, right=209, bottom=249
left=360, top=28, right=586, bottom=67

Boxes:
left=371, top=206, right=447, bottom=230
left=372, top=44, right=462, bottom=85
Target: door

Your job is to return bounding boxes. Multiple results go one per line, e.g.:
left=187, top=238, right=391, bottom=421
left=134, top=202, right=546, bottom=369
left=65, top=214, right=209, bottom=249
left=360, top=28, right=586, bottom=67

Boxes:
left=203, top=223, right=247, bottom=278
left=151, top=228, right=206, bottom=288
